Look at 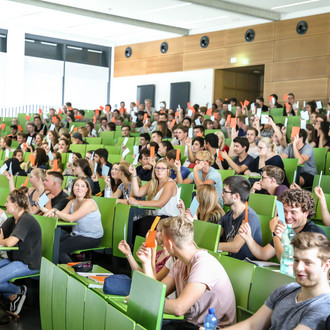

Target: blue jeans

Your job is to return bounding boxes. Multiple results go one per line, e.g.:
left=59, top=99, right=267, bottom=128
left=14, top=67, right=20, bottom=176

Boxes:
left=0, top=259, right=39, bottom=298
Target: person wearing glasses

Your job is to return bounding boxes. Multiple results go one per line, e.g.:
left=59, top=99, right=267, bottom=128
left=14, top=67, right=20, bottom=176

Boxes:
left=177, top=150, right=223, bottom=206
left=128, top=159, right=180, bottom=238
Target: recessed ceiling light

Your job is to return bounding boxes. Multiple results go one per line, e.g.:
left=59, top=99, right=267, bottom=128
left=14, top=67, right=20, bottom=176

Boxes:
left=253, top=70, right=260, bottom=74
left=271, top=0, right=320, bottom=10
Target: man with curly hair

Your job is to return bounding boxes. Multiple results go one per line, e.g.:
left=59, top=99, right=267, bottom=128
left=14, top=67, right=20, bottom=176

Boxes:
left=238, top=189, right=327, bottom=261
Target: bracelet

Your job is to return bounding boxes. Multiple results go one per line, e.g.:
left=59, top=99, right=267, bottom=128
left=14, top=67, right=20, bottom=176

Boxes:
left=132, top=175, right=137, bottom=177
left=126, top=253, right=132, bottom=258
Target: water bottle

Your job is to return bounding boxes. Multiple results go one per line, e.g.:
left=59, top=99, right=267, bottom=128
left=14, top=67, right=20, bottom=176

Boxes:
left=104, top=183, right=112, bottom=198
left=67, top=179, right=73, bottom=195
left=280, top=224, right=295, bottom=277
left=203, top=308, right=218, bottom=330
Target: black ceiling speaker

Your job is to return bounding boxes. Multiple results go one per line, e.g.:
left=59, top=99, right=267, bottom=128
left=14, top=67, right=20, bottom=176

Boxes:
left=296, top=21, right=308, bottom=35
left=200, top=35, right=209, bottom=48
left=245, top=29, right=255, bottom=42
left=160, top=42, right=168, bottom=53
left=125, top=47, right=132, bottom=58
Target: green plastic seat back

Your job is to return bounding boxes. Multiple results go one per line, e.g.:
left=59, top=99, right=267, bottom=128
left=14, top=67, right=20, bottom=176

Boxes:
left=52, top=266, right=69, bottom=330
left=193, top=220, right=221, bottom=252
left=282, top=158, right=298, bottom=185
left=248, top=193, right=277, bottom=217
left=127, top=271, right=166, bottom=330
left=84, top=289, right=107, bottom=330
left=86, top=144, right=104, bottom=153
left=177, top=183, right=194, bottom=209
left=270, top=108, right=283, bottom=117
left=0, top=187, right=9, bottom=207
left=217, top=169, right=235, bottom=182
left=248, top=267, right=294, bottom=313
left=312, top=174, right=330, bottom=194
left=92, top=196, right=116, bottom=249
left=113, top=204, right=131, bottom=257
left=100, top=130, right=115, bottom=140
left=85, top=137, right=102, bottom=144
left=39, top=258, right=55, bottom=330
left=325, top=152, right=330, bottom=175
left=313, top=192, right=330, bottom=220
left=117, top=137, right=135, bottom=146
left=287, top=116, right=301, bottom=126
left=313, top=147, right=327, bottom=174
left=34, top=215, right=58, bottom=261
left=69, top=144, right=87, bottom=156
left=66, top=277, right=86, bottom=330
left=104, top=146, right=121, bottom=155
left=106, top=303, right=136, bottom=329
left=257, top=214, right=273, bottom=246
left=219, top=256, right=255, bottom=309
left=133, top=235, right=145, bottom=263
left=109, top=154, right=122, bottom=163
left=0, top=174, right=10, bottom=188
left=15, top=175, right=31, bottom=188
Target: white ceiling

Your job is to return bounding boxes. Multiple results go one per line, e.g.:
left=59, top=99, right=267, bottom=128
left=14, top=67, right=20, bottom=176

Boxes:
left=0, top=0, right=329, bottom=46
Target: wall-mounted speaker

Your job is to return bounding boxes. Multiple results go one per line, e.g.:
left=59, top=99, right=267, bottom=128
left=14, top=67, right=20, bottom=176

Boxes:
left=245, top=29, right=255, bottom=42
left=125, top=47, right=132, bottom=58
left=160, top=42, right=168, bottom=53
left=200, top=35, right=209, bottom=48
left=296, top=21, right=308, bottom=35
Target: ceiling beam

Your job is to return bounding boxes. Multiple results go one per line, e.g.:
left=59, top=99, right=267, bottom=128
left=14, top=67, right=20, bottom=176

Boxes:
left=7, top=0, right=190, bottom=35
left=179, top=0, right=281, bottom=21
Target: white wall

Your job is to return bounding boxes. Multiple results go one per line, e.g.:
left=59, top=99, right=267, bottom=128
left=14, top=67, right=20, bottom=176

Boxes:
left=24, top=56, right=63, bottom=107
left=0, top=52, right=7, bottom=107
left=110, top=69, right=214, bottom=109
left=65, top=62, right=109, bottom=109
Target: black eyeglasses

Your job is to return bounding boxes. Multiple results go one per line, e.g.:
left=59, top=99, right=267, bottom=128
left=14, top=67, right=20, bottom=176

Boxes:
left=222, top=189, right=234, bottom=194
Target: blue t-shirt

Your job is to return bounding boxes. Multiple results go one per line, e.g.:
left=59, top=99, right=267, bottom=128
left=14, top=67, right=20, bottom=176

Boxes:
left=265, top=283, right=330, bottom=330
left=171, top=167, right=191, bottom=180
left=219, top=206, right=262, bottom=260
left=188, top=167, right=223, bottom=206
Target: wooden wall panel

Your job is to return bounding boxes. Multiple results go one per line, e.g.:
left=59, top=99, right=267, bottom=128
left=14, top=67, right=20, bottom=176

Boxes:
left=273, top=78, right=328, bottom=100
left=146, top=54, right=183, bottom=74
left=263, top=82, right=274, bottom=99
left=274, top=35, right=329, bottom=61
left=183, top=31, right=225, bottom=52
left=236, top=73, right=250, bottom=90
left=226, top=22, right=275, bottom=47
left=223, top=71, right=236, bottom=89
left=264, top=63, right=273, bottom=82
left=275, top=13, right=330, bottom=40
left=272, top=57, right=329, bottom=81
left=225, top=41, right=273, bottom=67
left=183, top=49, right=225, bottom=70
left=114, top=59, right=147, bottom=77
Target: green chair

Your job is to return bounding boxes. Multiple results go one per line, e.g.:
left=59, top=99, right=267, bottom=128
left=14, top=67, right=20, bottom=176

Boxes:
left=105, top=304, right=136, bottom=329
left=0, top=187, right=9, bottom=207
left=39, top=258, right=55, bottom=330
left=248, top=193, right=276, bottom=217
left=217, top=169, right=235, bottom=182
left=102, top=137, right=117, bottom=146
left=325, top=152, right=330, bottom=175
left=15, top=175, right=31, bottom=189
left=313, top=147, right=327, bottom=174
left=219, top=256, right=255, bottom=315
left=313, top=193, right=330, bottom=221
left=287, top=116, right=301, bottom=127
left=100, top=130, right=115, bottom=140
left=85, top=137, right=102, bottom=144
left=270, top=108, right=284, bottom=117
left=66, top=277, right=86, bottom=330
left=257, top=214, right=274, bottom=246
left=127, top=271, right=166, bottom=330
left=70, top=144, right=87, bottom=155
left=0, top=175, right=10, bottom=188
left=105, top=146, right=122, bottom=155
left=317, top=224, right=330, bottom=240
left=52, top=265, right=69, bottom=330
left=132, top=235, right=145, bottom=265
left=247, top=267, right=294, bottom=314
left=84, top=289, right=107, bottom=330
left=282, top=158, right=298, bottom=185
left=193, top=220, right=221, bottom=253
left=112, top=204, right=131, bottom=257
left=312, top=175, right=330, bottom=194
left=109, top=154, right=122, bottom=163
left=173, top=145, right=186, bottom=162
left=86, top=144, right=104, bottom=152
left=177, top=183, right=194, bottom=209
left=74, top=197, right=116, bottom=253
left=117, top=137, right=135, bottom=146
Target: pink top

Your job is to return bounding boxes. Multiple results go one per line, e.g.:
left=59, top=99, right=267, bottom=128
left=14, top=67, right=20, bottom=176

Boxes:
left=168, top=250, right=236, bottom=327
left=155, top=249, right=170, bottom=274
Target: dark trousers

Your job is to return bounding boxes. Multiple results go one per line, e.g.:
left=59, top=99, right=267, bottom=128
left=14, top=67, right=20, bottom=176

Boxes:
left=132, top=215, right=167, bottom=243
left=59, top=232, right=101, bottom=263
left=162, top=320, right=199, bottom=330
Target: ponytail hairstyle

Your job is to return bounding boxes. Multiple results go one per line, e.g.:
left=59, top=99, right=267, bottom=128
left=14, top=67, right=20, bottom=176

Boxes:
left=8, top=188, right=30, bottom=212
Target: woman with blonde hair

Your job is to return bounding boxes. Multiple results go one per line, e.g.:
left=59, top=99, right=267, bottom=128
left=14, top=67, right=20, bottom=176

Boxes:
left=128, top=159, right=179, bottom=237
left=179, top=184, right=225, bottom=223
left=78, top=127, right=88, bottom=139
left=215, top=130, right=229, bottom=153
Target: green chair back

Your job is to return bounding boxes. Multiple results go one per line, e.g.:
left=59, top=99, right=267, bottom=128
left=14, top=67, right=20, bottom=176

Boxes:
left=85, top=137, right=102, bottom=144
left=34, top=215, right=58, bottom=261
left=66, top=276, right=86, bottom=330
left=219, top=256, right=255, bottom=310
left=270, top=108, right=283, bottom=117
left=257, top=214, right=274, bottom=246
left=325, top=152, right=330, bottom=175
left=0, top=187, right=9, bottom=207
left=52, top=266, right=69, bottom=330
left=117, top=137, right=135, bottom=146
left=312, top=175, right=330, bottom=194
left=133, top=235, right=145, bottom=264
left=282, top=158, right=298, bottom=185
left=193, top=220, right=221, bottom=252
left=217, top=169, right=235, bottom=182
left=0, top=174, right=10, bottom=188
left=105, top=146, right=121, bottom=155
left=113, top=204, right=131, bottom=257
left=109, top=154, right=122, bottom=163
left=127, top=271, right=166, bottom=330
left=317, top=224, right=330, bottom=239
left=15, top=175, right=31, bottom=188
left=248, top=267, right=294, bottom=313
left=39, top=258, right=55, bottom=330
left=248, top=193, right=276, bottom=217
left=313, top=147, right=327, bottom=174
left=70, top=144, right=87, bottom=156
left=287, top=116, right=301, bottom=126
left=84, top=289, right=107, bottom=330
left=105, top=304, right=136, bottom=329
left=313, top=192, right=330, bottom=220
left=86, top=144, right=104, bottom=153
left=177, top=183, right=194, bottom=209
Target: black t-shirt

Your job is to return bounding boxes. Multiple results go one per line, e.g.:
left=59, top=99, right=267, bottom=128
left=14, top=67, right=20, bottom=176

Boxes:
left=2, top=213, right=42, bottom=270
left=136, top=165, right=152, bottom=181
left=51, top=190, right=69, bottom=210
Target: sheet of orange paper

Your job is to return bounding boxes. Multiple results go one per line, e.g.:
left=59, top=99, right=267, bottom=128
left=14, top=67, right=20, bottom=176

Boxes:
left=22, top=176, right=29, bottom=187
left=230, top=118, right=237, bottom=128
left=150, top=146, right=155, bottom=159
left=28, top=154, right=36, bottom=166
left=245, top=201, right=248, bottom=223
left=176, top=149, right=180, bottom=161
left=291, top=126, right=300, bottom=140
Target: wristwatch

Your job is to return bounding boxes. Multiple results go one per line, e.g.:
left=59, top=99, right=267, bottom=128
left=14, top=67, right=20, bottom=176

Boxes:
left=272, top=232, right=277, bottom=237
left=54, top=209, right=58, bottom=216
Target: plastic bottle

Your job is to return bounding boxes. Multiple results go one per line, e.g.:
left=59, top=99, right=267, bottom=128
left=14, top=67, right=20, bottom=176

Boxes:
left=203, top=308, right=218, bottom=330
left=280, top=224, right=295, bottom=277
left=104, top=183, right=112, bottom=198
left=67, top=178, right=73, bottom=195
